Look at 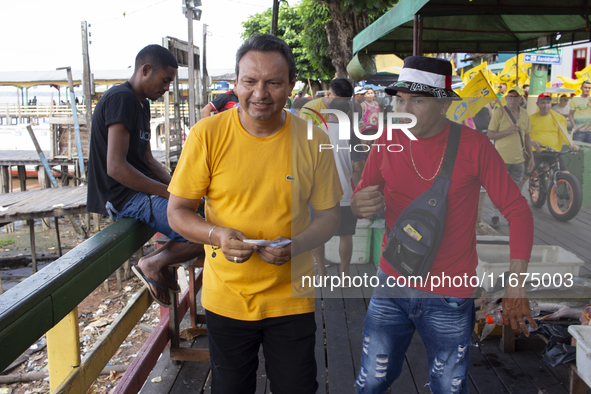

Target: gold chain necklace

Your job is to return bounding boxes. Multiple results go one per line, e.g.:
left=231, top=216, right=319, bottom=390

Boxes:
left=410, top=136, right=449, bottom=181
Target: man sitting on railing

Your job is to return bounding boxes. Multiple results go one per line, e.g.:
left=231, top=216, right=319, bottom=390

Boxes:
left=86, top=44, right=204, bottom=307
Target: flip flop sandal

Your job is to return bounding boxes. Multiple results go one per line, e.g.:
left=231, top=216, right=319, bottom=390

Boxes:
left=163, top=274, right=181, bottom=293
left=132, top=265, right=172, bottom=307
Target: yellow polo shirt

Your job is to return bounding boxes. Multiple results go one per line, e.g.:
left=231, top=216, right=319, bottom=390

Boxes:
left=168, top=108, right=342, bottom=321
left=488, top=106, right=531, bottom=164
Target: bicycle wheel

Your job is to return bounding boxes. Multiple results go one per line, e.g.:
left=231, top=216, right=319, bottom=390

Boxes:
left=547, top=173, right=583, bottom=221
left=528, top=172, right=546, bottom=208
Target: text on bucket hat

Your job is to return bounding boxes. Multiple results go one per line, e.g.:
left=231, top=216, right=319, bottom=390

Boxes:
left=384, top=56, right=461, bottom=100
left=537, top=92, right=552, bottom=102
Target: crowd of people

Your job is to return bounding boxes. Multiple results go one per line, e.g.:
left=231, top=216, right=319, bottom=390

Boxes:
left=84, top=34, right=588, bottom=393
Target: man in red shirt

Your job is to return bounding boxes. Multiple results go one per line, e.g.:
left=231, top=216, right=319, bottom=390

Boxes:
left=351, top=56, right=535, bottom=394
left=200, top=90, right=239, bottom=117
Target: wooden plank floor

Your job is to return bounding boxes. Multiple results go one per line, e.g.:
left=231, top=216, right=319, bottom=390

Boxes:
left=139, top=265, right=580, bottom=394
left=139, top=192, right=591, bottom=393
left=481, top=186, right=591, bottom=274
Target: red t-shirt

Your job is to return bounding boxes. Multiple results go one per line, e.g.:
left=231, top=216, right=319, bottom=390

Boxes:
left=353, top=121, right=534, bottom=297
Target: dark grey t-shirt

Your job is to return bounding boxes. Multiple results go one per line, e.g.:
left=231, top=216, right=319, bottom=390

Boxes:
left=87, top=82, right=153, bottom=216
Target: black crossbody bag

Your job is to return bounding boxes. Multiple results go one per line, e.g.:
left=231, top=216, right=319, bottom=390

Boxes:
left=382, top=122, right=461, bottom=278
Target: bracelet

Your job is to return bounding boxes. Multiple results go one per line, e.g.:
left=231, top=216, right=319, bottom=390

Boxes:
left=208, top=225, right=218, bottom=246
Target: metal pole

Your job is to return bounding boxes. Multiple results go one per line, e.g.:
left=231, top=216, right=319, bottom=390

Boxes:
left=187, top=9, right=196, bottom=127
left=81, top=21, right=93, bottom=134
left=57, top=67, right=86, bottom=182
left=271, top=0, right=279, bottom=36
left=202, top=24, right=209, bottom=107
left=413, top=15, right=419, bottom=56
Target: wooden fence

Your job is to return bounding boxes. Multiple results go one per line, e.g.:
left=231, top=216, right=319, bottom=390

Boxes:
left=0, top=219, right=165, bottom=393
left=1, top=103, right=193, bottom=123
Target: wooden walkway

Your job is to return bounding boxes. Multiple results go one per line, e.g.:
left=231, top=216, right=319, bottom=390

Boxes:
left=139, top=262, right=584, bottom=394
left=482, top=192, right=591, bottom=274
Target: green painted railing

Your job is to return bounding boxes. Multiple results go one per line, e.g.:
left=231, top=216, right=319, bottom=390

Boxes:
left=0, top=219, right=155, bottom=373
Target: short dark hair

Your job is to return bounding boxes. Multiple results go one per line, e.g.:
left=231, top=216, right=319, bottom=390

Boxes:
left=236, top=34, right=296, bottom=82
left=499, top=83, right=507, bottom=87
left=582, top=80, right=591, bottom=87
left=330, top=78, right=354, bottom=98
left=135, top=45, right=178, bottom=73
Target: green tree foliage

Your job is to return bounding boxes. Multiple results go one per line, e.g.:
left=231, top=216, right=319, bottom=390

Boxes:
left=241, top=2, right=333, bottom=84
left=299, top=0, right=333, bottom=84
left=241, top=0, right=396, bottom=84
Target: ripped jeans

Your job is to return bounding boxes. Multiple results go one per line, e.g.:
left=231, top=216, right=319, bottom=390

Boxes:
left=355, top=269, right=475, bottom=394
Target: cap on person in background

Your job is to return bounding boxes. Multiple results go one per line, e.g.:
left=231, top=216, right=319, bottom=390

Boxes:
left=507, top=85, right=523, bottom=96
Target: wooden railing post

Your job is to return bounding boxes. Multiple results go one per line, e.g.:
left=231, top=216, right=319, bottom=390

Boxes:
left=47, top=308, right=81, bottom=392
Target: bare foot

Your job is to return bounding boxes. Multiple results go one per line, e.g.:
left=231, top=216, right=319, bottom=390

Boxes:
left=137, top=256, right=177, bottom=306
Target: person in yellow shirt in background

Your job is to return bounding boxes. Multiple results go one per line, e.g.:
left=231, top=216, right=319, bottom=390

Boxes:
left=486, top=85, right=535, bottom=229
left=299, top=78, right=353, bottom=121
left=569, top=80, right=591, bottom=143
left=530, top=93, right=579, bottom=173
left=167, top=34, right=342, bottom=394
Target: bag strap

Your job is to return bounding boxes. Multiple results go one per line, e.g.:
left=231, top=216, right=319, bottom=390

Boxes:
left=504, top=105, right=525, bottom=149
left=439, top=121, right=462, bottom=180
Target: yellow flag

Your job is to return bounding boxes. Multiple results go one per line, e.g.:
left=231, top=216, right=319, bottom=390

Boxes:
left=447, top=70, right=497, bottom=123
left=557, top=75, right=584, bottom=93
left=463, top=62, right=487, bottom=84
left=574, top=63, right=591, bottom=81
left=498, top=54, right=530, bottom=88
left=450, top=58, right=457, bottom=76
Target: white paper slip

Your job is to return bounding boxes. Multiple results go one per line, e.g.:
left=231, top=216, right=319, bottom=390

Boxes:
left=242, top=239, right=273, bottom=246
left=243, top=239, right=291, bottom=248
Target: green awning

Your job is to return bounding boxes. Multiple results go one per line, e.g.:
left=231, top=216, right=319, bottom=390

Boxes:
left=353, top=0, right=591, bottom=55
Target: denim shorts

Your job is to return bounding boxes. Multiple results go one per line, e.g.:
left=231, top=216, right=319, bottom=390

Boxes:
left=106, top=192, right=188, bottom=243
left=355, top=269, right=475, bottom=394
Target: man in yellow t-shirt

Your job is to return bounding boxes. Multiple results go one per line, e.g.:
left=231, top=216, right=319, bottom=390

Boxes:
left=167, top=34, right=342, bottom=394
left=299, top=78, right=353, bottom=122
left=530, top=93, right=579, bottom=172
left=486, top=85, right=534, bottom=228
left=569, top=80, right=591, bottom=143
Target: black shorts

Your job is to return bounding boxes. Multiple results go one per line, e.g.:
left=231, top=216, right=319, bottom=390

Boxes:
left=335, top=206, right=358, bottom=236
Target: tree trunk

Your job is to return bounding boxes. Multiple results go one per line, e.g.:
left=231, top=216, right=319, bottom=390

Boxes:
left=321, top=0, right=370, bottom=79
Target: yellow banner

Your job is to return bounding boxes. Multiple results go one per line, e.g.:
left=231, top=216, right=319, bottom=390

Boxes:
left=498, top=54, right=531, bottom=89
left=575, top=63, right=591, bottom=81
left=447, top=71, right=497, bottom=123
left=463, top=62, right=487, bottom=84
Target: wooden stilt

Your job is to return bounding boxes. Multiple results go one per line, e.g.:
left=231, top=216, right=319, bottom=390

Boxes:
left=29, top=220, right=37, bottom=273
left=116, top=267, right=122, bottom=291
left=55, top=217, right=62, bottom=257
left=93, top=213, right=101, bottom=233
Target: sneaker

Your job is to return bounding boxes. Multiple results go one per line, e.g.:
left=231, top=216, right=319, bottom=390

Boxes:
left=490, top=216, right=499, bottom=229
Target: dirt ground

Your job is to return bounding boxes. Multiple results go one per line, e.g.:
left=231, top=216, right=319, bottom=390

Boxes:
left=0, top=217, right=164, bottom=394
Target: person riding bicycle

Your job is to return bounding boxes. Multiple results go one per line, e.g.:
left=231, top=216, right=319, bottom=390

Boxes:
left=530, top=93, right=579, bottom=173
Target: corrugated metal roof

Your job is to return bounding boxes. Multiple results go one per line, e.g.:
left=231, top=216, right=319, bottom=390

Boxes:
left=0, top=68, right=236, bottom=88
